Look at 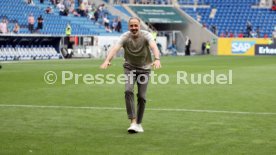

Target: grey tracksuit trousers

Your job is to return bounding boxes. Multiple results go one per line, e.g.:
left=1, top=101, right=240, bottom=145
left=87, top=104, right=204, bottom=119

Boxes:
left=124, top=64, right=150, bottom=124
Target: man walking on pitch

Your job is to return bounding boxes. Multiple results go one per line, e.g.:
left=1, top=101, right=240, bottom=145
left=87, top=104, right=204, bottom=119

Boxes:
left=100, top=17, right=161, bottom=133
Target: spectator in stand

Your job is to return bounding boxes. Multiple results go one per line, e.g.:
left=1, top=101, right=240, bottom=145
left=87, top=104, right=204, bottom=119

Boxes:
left=27, top=0, right=35, bottom=5
left=89, top=11, right=94, bottom=20
left=98, top=4, right=105, bottom=18
left=271, top=0, right=276, bottom=11
left=196, top=13, right=201, bottom=22
left=0, top=18, right=9, bottom=34
left=86, top=1, right=92, bottom=13
left=271, top=3, right=276, bottom=10
left=64, top=0, right=71, bottom=11
left=69, top=0, right=75, bottom=13
left=238, top=32, right=244, bottom=38
left=256, top=27, right=260, bottom=38
left=98, top=3, right=104, bottom=12
left=62, top=0, right=71, bottom=16
left=79, top=1, right=86, bottom=17
left=111, top=18, right=118, bottom=32
left=73, top=10, right=81, bottom=17
left=13, top=22, right=20, bottom=34
left=229, top=32, right=234, bottom=38
left=51, top=0, right=57, bottom=6
left=87, top=8, right=96, bottom=20
left=210, top=25, right=217, bottom=35
left=57, top=1, right=66, bottom=16
left=214, top=26, right=217, bottom=35
left=28, top=13, right=35, bottom=33
left=272, top=25, right=276, bottom=44
left=246, top=21, right=253, bottom=37
left=91, top=2, right=96, bottom=11
left=103, top=15, right=111, bottom=32
left=36, top=15, right=44, bottom=32
left=250, top=30, right=257, bottom=38
left=115, top=17, right=122, bottom=33
left=225, top=30, right=229, bottom=37
left=45, top=6, right=53, bottom=14
left=93, top=9, right=99, bottom=23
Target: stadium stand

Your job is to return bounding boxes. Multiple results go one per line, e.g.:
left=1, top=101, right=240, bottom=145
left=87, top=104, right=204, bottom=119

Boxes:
left=114, top=5, right=132, bottom=16
left=101, top=0, right=275, bottom=38
left=107, top=0, right=275, bottom=38
left=0, top=0, right=131, bottom=61
left=181, top=0, right=276, bottom=37
left=0, top=0, right=128, bottom=36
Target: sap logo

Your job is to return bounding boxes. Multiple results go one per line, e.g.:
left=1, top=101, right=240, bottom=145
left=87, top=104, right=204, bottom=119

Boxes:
left=232, top=41, right=256, bottom=54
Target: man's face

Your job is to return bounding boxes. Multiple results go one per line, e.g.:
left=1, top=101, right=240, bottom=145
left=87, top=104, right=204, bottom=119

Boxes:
left=128, top=19, right=140, bottom=37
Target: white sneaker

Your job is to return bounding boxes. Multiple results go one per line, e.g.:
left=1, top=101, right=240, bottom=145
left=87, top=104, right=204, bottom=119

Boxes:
left=136, top=124, right=144, bottom=133
left=127, top=123, right=138, bottom=133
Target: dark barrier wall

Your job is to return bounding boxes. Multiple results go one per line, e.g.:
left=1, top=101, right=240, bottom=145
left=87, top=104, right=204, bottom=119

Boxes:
left=255, top=44, right=276, bottom=55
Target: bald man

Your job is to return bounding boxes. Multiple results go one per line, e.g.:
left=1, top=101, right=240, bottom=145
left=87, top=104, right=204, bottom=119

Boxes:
left=100, top=17, right=161, bottom=133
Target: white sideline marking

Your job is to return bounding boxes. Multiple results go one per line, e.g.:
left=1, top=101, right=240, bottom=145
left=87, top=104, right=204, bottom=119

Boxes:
left=0, top=104, right=276, bottom=115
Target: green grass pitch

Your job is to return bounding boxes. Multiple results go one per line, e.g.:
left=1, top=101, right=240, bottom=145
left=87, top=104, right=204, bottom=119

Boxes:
left=0, top=56, right=276, bottom=155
